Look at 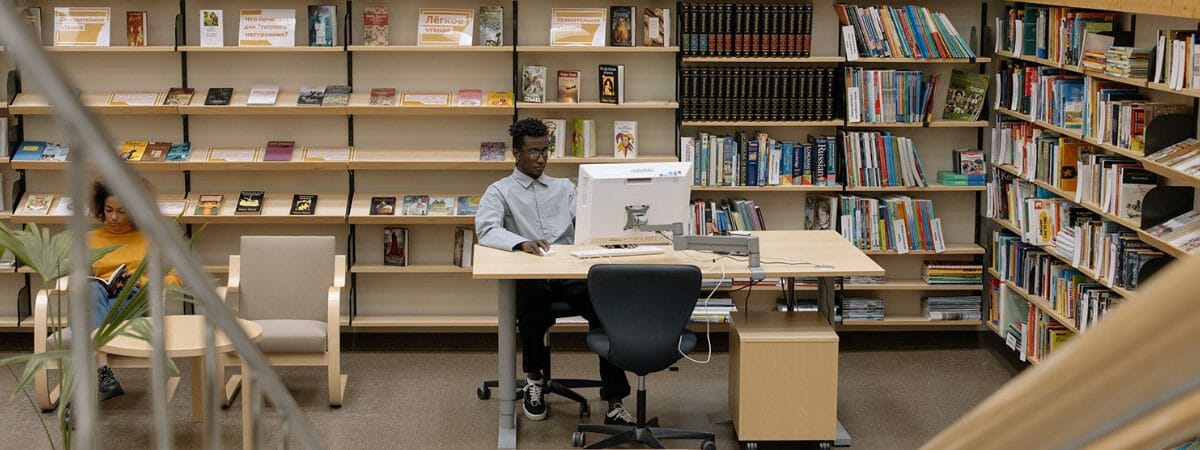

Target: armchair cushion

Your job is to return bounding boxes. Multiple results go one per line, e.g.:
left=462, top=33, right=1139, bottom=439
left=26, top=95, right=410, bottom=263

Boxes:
left=254, top=319, right=327, bottom=353
left=238, top=236, right=336, bottom=322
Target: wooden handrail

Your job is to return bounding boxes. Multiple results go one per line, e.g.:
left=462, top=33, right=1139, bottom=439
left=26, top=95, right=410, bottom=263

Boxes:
left=923, top=255, right=1200, bottom=450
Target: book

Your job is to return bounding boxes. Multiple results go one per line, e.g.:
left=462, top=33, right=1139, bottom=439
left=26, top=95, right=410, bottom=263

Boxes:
left=246, top=84, right=280, bottom=105
left=200, top=10, right=223, bottom=47
left=23, top=194, right=53, bottom=215
left=551, top=9, right=606, bottom=47
left=613, top=121, right=637, bottom=158
left=479, top=6, right=503, bottom=46
left=204, top=88, right=233, bottom=105
left=417, top=9, right=473, bottom=46
left=609, top=6, right=636, bottom=47
left=643, top=8, right=668, bottom=47
left=454, top=227, right=475, bottom=267
left=235, top=191, right=265, bottom=215
left=126, top=11, right=147, bottom=46
left=52, top=195, right=73, bottom=215
left=54, top=7, right=111, bottom=46
left=543, top=119, right=567, bottom=157
left=487, top=91, right=514, bottom=106
left=207, top=147, right=258, bottom=162
left=572, top=119, right=596, bottom=157
left=264, top=140, right=296, bottom=161
left=322, top=85, right=351, bottom=106
left=239, top=9, right=296, bottom=47
left=479, top=142, right=506, bottom=161
left=456, top=195, right=481, bottom=215
left=166, top=143, right=192, bottom=161
left=297, top=85, right=326, bottom=106
left=363, top=6, right=389, bottom=46
left=401, top=93, right=451, bottom=106
left=89, top=262, right=131, bottom=297
left=456, top=89, right=483, bottom=106
left=303, top=147, right=353, bottom=161
left=522, top=65, right=547, bottom=103
left=13, top=141, right=47, bottom=161
left=22, top=7, right=42, bottom=44
left=40, top=144, right=69, bottom=161
left=369, top=196, right=396, bottom=215
left=163, top=88, right=195, bottom=106
left=370, top=88, right=397, bottom=106
left=682, top=67, right=836, bottom=122
left=307, top=5, right=337, bottom=47
left=142, top=142, right=171, bottom=162
left=383, top=227, right=408, bottom=266
left=427, top=196, right=457, bottom=216
left=108, top=91, right=161, bottom=106
left=598, top=64, right=623, bottom=104
left=290, top=194, right=318, bottom=215
left=193, top=194, right=224, bottom=215
left=118, top=141, right=148, bottom=161
left=1117, top=169, right=1157, bottom=219
left=953, top=149, right=986, bottom=175
left=943, top=70, right=989, bottom=121
left=557, top=70, right=580, bottom=103
left=402, top=195, right=429, bottom=215
left=158, top=200, right=188, bottom=216
left=1146, top=210, right=1200, bottom=239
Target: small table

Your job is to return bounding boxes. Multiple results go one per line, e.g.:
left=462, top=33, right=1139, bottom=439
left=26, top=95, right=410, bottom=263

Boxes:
left=101, top=315, right=262, bottom=427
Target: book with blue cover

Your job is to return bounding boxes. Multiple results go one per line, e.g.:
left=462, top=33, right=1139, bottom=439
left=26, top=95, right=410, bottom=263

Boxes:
left=12, top=141, right=46, bottom=161
left=166, top=142, right=191, bottom=161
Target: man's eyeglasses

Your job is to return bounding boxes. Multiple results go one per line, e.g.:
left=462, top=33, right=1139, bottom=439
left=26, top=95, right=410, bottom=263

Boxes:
left=522, top=149, right=552, bottom=160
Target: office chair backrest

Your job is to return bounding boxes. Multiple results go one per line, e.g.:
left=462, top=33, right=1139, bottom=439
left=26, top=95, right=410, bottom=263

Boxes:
left=587, top=264, right=702, bottom=375
left=239, top=235, right=335, bottom=322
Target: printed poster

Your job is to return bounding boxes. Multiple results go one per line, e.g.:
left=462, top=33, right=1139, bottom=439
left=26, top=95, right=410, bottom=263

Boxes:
left=53, top=7, right=111, bottom=46
left=417, top=9, right=473, bottom=46
left=550, top=9, right=605, bottom=47
left=239, top=9, right=296, bottom=47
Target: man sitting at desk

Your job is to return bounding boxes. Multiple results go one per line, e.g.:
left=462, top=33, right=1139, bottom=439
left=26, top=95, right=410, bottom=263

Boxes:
left=476, top=118, right=634, bottom=425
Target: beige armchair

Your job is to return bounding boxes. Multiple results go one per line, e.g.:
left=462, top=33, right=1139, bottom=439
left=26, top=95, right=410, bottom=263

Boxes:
left=220, top=235, right=346, bottom=407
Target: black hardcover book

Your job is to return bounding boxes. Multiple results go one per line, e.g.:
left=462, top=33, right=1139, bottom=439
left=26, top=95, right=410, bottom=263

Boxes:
left=772, top=4, right=783, bottom=57
left=802, top=4, right=813, bottom=56
left=681, top=67, right=691, bottom=121
left=290, top=194, right=317, bottom=215
left=204, top=87, right=233, bottom=105
left=825, top=67, right=835, bottom=121
left=609, top=6, right=634, bottom=47
left=756, top=68, right=768, bottom=121
left=736, top=68, right=748, bottom=121
left=800, top=68, right=812, bottom=122
left=681, top=3, right=692, bottom=56
left=730, top=3, right=741, bottom=56
left=598, top=64, right=619, bottom=104
left=722, top=3, right=733, bottom=56
left=700, top=3, right=711, bottom=55
left=772, top=68, right=784, bottom=121
left=235, top=191, right=265, bottom=215
left=749, top=4, right=761, bottom=57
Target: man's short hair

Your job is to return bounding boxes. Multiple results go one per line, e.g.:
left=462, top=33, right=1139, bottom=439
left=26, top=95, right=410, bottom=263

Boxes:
left=509, top=118, right=548, bottom=151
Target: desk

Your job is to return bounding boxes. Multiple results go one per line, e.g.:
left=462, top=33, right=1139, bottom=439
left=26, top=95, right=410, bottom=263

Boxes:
left=473, top=230, right=884, bottom=448
left=101, top=315, right=262, bottom=446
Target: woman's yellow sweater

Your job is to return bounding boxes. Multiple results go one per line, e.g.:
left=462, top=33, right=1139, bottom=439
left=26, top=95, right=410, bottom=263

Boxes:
left=87, top=227, right=182, bottom=287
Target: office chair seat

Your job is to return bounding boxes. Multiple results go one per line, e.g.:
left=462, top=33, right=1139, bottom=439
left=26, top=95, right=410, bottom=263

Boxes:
left=587, top=329, right=696, bottom=376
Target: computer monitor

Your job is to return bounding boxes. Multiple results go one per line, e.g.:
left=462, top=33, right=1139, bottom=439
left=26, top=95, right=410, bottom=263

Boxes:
left=574, top=162, right=692, bottom=245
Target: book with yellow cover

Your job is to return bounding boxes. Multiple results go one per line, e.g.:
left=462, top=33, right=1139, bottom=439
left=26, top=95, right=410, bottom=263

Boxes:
left=550, top=9, right=606, bottom=47
left=486, top=91, right=514, bottom=106
left=53, top=7, right=111, bottom=46
left=417, top=9, right=473, bottom=46
left=118, top=141, right=149, bottom=161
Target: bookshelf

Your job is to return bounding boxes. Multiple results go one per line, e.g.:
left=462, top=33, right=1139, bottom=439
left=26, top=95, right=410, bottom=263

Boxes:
left=347, top=45, right=511, bottom=53
left=44, top=46, right=177, bottom=54
left=177, top=45, right=343, bottom=53
left=680, top=120, right=844, bottom=127
left=516, top=101, right=679, bottom=110
left=516, top=45, right=679, bottom=53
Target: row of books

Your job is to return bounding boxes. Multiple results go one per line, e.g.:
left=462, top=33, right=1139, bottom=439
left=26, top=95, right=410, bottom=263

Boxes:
left=847, top=68, right=991, bottom=123
left=922, top=296, right=982, bottom=320
left=1146, top=138, right=1200, bottom=178
left=1152, top=30, right=1200, bottom=91
left=831, top=193, right=946, bottom=253
left=680, top=67, right=836, bottom=122
left=679, top=3, right=814, bottom=57
left=1006, top=304, right=1074, bottom=362
left=994, top=231, right=1128, bottom=330
left=382, top=227, right=477, bottom=268
left=1085, top=79, right=1192, bottom=153
left=539, top=119, right=639, bottom=159
left=922, top=261, right=983, bottom=285
left=843, top=298, right=884, bottom=321
left=990, top=118, right=1082, bottom=191
left=1144, top=210, right=1200, bottom=255
left=841, top=131, right=929, bottom=188
left=835, top=4, right=976, bottom=60
left=997, top=5, right=1116, bottom=67
left=1073, top=151, right=1157, bottom=220
left=372, top=195, right=480, bottom=217
left=15, top=141, right=352, bottom=164
left=521, top=65, right=626, bottom=105
left=680, top=132, right=837, bottom=187
left=690, top=298, right=736, bottom=324
left=95, top=86, right=518, bottom=108
left=685, top=198, right=766, bottom=236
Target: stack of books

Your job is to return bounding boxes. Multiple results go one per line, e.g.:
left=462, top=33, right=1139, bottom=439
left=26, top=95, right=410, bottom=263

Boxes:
left=921, top=296, right=981, bottom=320
left=691, top=298, right=736, bottom=323
left=840, top=131, right=929, bottom=188
left=1102, top=47, right=1151, bottom=78
left=683, top=132, right=838, bottom=187
left=844, top=68, right=937, bottom=123
left=835, top=4, right=976, bottom=59
left=921, top=261, right=982, bottom=285
left=844, top=275, right=884, bottom=284
left=842, top=298, right=885, bottom=321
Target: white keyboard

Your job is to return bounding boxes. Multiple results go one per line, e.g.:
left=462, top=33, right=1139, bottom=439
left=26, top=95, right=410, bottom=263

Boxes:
left=570, top=246, right=666, bottom=259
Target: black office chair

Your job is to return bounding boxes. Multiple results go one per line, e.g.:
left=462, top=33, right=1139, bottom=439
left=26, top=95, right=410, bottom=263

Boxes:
left=572, top=264, right=716, bottom=450
left=477, top=300, right=603, bottom=417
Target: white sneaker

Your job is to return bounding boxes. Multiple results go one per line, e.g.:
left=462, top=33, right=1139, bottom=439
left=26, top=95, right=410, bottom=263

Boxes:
left=523, top=379, right=547, bottom=421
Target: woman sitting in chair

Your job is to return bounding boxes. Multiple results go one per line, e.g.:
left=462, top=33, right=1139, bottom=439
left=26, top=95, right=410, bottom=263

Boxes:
left=88, top=180, right=181, bottom=400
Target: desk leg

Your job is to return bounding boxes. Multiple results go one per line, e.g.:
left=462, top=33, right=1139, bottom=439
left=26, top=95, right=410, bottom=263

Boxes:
left=817, top=277, right=852, bottom=447
left=190, top=356, right=204, bottom=422
left=498, top=279, right=518, bottom=448
left=243, top=365, right=256, bottom=450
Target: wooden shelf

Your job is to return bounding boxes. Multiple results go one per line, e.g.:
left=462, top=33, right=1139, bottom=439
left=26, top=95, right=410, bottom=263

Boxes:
left=179, top=45, right=343, bottom=53
left=348, top=150, right=675, bottom=170
left=681, top=120, right=843, bottom=127
left=844, top=120, right=989, bottom=128
left=862, top=244, right=985, bottom=255
left=348, top=193, right=475, bottom=225
left=691, top=184, right=842, bottom=192
left=987, top=218, right=1139, bottom=298
left=0, top=315, right=32, bottom=329
left=11, top=160, right=181, bottom=171
left=682, top=56, right=845, bottom=63
left=714, top=283, right=819, bottom=292
left=517, top=101, right=678, bottom=110
left=347, top=93, right=513, bottom=115
left=851, top=57, right=990, bottom=64
left=517, top=45, right=679, bottom=53
left=45, top=45, right=176, bottom=53
left=180, top=192, right=347, bottom=225
left=11, top=193, right=186, bottom=225
left=840, top=318, right=983, bottom=327
left=180, top=92, right=347, bottom=116
left=984, top=320, right=1001, bottom=336
left=1145, top=82, right=1200, bottom=99
left=10, top=93, right=177, bottom=115
left=991, top=216, right=1022, bottom=235
left=842, top=279, right=982, bottom=291
left=349, top=45, right=511, bottom=53
left=351, top=315, right=499, bottom=328
left=350, top=264, right=471, bottom=274
left=179, top=158, right=347, bottom=172
left=1004, top=0, right=1200, bottom=19
left=844, top=183, right=985, bottom=192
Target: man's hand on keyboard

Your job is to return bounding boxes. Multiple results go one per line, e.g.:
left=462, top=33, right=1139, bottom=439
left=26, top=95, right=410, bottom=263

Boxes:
left=516, top=240, right=551, bottom=256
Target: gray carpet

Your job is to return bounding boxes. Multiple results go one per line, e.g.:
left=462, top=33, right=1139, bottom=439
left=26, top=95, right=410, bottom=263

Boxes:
left=0, top=332, right=1022, bottom=449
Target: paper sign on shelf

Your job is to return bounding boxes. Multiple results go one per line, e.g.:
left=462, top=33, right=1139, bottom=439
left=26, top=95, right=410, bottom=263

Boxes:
left=417, top=9, right=473, bottom=46
left=841, top=26, right=858, bottom=61
left=239, top=9, right=296, bottom=47
left=53, top=7, right=111, bottom=47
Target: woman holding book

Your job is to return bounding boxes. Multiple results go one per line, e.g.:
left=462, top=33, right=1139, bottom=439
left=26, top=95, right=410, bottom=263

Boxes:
left=87, top=180, right=182, bottom=400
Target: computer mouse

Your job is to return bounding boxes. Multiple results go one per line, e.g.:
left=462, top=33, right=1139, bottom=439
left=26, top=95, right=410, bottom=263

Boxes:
left=538, top=247, right=555, bottom=256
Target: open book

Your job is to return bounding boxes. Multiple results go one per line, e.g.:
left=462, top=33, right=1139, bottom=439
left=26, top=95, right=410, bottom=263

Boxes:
left=90, top=263, right=129, bottom=297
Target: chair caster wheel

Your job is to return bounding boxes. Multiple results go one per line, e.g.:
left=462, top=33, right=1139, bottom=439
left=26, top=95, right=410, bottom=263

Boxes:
left=701, top=440, right=717, bottom=450
left=741, top=442, right=758, bottom=450
left=476, top=386, right=490, bottom=400
left=819, top=441, right=833, bottom=450
left=579, top=402, right=590, bottom=418
left=572, top=431, right=586, bottom=447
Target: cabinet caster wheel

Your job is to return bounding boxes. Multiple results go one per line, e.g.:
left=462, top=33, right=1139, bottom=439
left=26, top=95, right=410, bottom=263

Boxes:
left=476, top=386, right=490, bottom=400
left=701, top=440, right=717, bottom=450
left=579, top=402, right=590, bottom=418
left=741, top=442, right=758, bottom=450
left=819, top=441, right=833, bottom=450
left=572, top=431, right=586, bottom=448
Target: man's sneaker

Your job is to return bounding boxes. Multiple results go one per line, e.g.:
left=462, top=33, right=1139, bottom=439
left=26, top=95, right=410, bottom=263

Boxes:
left=604, top=402, right=636, bottom=426
left=98, top=366, right=124, bottom=401
left=522, top=378, right=547, bottom=421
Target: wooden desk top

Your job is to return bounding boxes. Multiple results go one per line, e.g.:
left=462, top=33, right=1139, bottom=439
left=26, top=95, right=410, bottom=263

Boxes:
left=472, top=230, right=885, bottom=280
left=100, top=315, right=263, bottom=358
